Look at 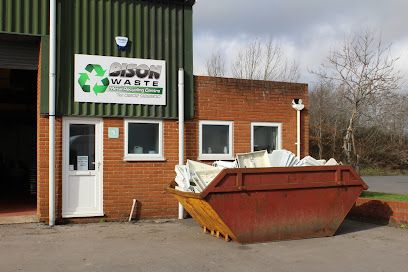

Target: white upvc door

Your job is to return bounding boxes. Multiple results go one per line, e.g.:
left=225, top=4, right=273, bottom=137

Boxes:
left=62, top=118, right=103, bottom=218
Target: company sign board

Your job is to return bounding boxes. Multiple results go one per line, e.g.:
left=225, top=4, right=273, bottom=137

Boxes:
left=74, top=54, right=166, bottom=105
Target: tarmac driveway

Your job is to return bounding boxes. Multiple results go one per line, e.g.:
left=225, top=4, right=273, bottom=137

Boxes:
left=0, top=219, right=407, bottom=272
left=363, top=176, right=408, bottom=194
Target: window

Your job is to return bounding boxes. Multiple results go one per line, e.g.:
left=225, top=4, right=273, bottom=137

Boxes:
left=199, top=121, right=233, bottom=160
left=69, top=124, right=96, bottom=170
left=124, top=120, right=164, bottom=161
left=251, top=122, right=282, bottom=153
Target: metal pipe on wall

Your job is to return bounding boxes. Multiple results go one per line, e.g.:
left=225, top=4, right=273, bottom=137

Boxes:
left=291, top=99, right=304, bottom=159
left=178, top=68, right=185, bottom=219
left=49, top=0, right=56, bottom=226
left=296, top=110, right=301, bottom=158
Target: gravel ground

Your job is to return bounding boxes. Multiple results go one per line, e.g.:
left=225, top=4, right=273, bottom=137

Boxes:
left=0, top=219, right=407, bottom=272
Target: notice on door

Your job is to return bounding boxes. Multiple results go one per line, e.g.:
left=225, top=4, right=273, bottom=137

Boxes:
left=77, top=156, right=89, bottom=171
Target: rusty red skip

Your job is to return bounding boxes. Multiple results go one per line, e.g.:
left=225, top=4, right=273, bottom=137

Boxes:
left=168, top=165, right=368, bottom=244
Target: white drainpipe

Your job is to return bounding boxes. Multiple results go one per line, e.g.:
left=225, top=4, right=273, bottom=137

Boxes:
left=49, top=0, right=56, bottom=226
left=291, top=99, right=304, bottom=159
left=178, top=68, right=185, bottom=219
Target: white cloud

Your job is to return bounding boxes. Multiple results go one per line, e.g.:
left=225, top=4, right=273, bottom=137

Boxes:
left=393, top=38, right=408, bottom=85
left=193, top=0, right=408, bottom=85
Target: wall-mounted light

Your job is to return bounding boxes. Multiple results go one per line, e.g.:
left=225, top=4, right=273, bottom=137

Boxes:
left=291, top=98, right=304, bottom=111
left=115, top=36, right=129, bottom=51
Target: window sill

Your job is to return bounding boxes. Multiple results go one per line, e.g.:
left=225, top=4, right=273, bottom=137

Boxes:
left=124, top=156, right=166, bottom=162
left=197, top=155, right=235, bottom=161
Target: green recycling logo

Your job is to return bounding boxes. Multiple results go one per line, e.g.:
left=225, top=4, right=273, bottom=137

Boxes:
left=78, top=64, right=109, bottom=94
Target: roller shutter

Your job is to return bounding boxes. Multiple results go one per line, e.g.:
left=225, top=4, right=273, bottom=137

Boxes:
left=0, top=35, right=39, bottom=70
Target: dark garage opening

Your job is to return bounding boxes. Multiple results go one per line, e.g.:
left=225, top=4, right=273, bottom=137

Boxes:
left=0, top=34, right=39, bottom=220
left=0, top=68, right=37, bottom=217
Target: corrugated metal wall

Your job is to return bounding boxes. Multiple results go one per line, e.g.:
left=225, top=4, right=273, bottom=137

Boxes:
left=0, top=0, right=49, bottom=35
left=0, top=0, right=194, bottom=119
left=58, top=0, right=194, bottom=118
left=0, top=0, right=50, bottom=122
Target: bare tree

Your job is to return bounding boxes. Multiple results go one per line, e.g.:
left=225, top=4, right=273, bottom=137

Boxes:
left=231, top=40, right=262, bottom=79
left=313, top=30, right=400, bottom=166
left=206, top=51, right=226, bottom=77
left=231, top=38, right=300, bottom=82
left=309, top=79, right=348, bottom=161
left=280, top=59, right=300, bottom=82
left=262, top=39, right=283, bottom=80
left=310, top=81, right=332, bottom=159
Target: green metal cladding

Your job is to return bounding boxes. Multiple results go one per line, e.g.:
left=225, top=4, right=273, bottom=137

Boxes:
left=0, top=0, right=194, bottom=119
left=0, top=0, right=49, bottom=35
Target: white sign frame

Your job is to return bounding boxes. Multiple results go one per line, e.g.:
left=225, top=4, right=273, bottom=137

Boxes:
left=74, top=54, right=166, bottom=105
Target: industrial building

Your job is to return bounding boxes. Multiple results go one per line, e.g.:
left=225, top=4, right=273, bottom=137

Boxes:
left=0, top=0, right=308, bottom=224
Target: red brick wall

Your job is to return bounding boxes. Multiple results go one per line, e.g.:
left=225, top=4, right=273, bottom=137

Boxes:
left=102, top=119, right=179, bottom=220
left=37, top=117, right=63, bottom=221
left=37, top=118, right=179, bottom=222
left=350, top=198, right=408, bottom=226
left=186, top=76, right=309, bottom=159
left=37, top=76, right=309, bottom=223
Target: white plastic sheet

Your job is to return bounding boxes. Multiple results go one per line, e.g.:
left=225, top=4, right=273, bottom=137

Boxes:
left=174, top=150, right=339, bottom=193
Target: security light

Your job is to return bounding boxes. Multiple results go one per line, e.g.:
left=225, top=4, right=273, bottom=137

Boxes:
left=291, top=98, right=304, bottom=111
left=115, top=36, right=129, bottom=51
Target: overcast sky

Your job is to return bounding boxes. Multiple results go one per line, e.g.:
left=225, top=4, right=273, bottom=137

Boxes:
left=193, top=0, right=408, bottom=85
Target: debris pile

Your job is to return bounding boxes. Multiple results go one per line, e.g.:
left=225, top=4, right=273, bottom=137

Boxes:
left=268, top=150, right=300, bottom=167
left=236, top=150, right=271, bottom=168
left=175, top=160, right=223, bottom=193
left=174, top=150, right=339, bottom=193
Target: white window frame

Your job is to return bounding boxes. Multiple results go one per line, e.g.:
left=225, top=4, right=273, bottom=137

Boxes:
left=124, top=119, right=164, bottom=161
left=251, top=122, right=282, bottom=153
left=199, top=120, right=234, bottom=161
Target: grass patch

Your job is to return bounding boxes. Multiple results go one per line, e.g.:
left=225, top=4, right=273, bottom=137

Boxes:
left=360, top=191, right=408, bottom=202
left=359, top=167, right=408, bottom=176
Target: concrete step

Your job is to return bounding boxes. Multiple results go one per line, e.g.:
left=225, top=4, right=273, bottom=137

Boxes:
left=0, top=215, right=39, bottom=224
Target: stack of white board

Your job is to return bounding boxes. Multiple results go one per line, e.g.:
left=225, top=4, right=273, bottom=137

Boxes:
left=174, top=150, right=340, bottom=193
